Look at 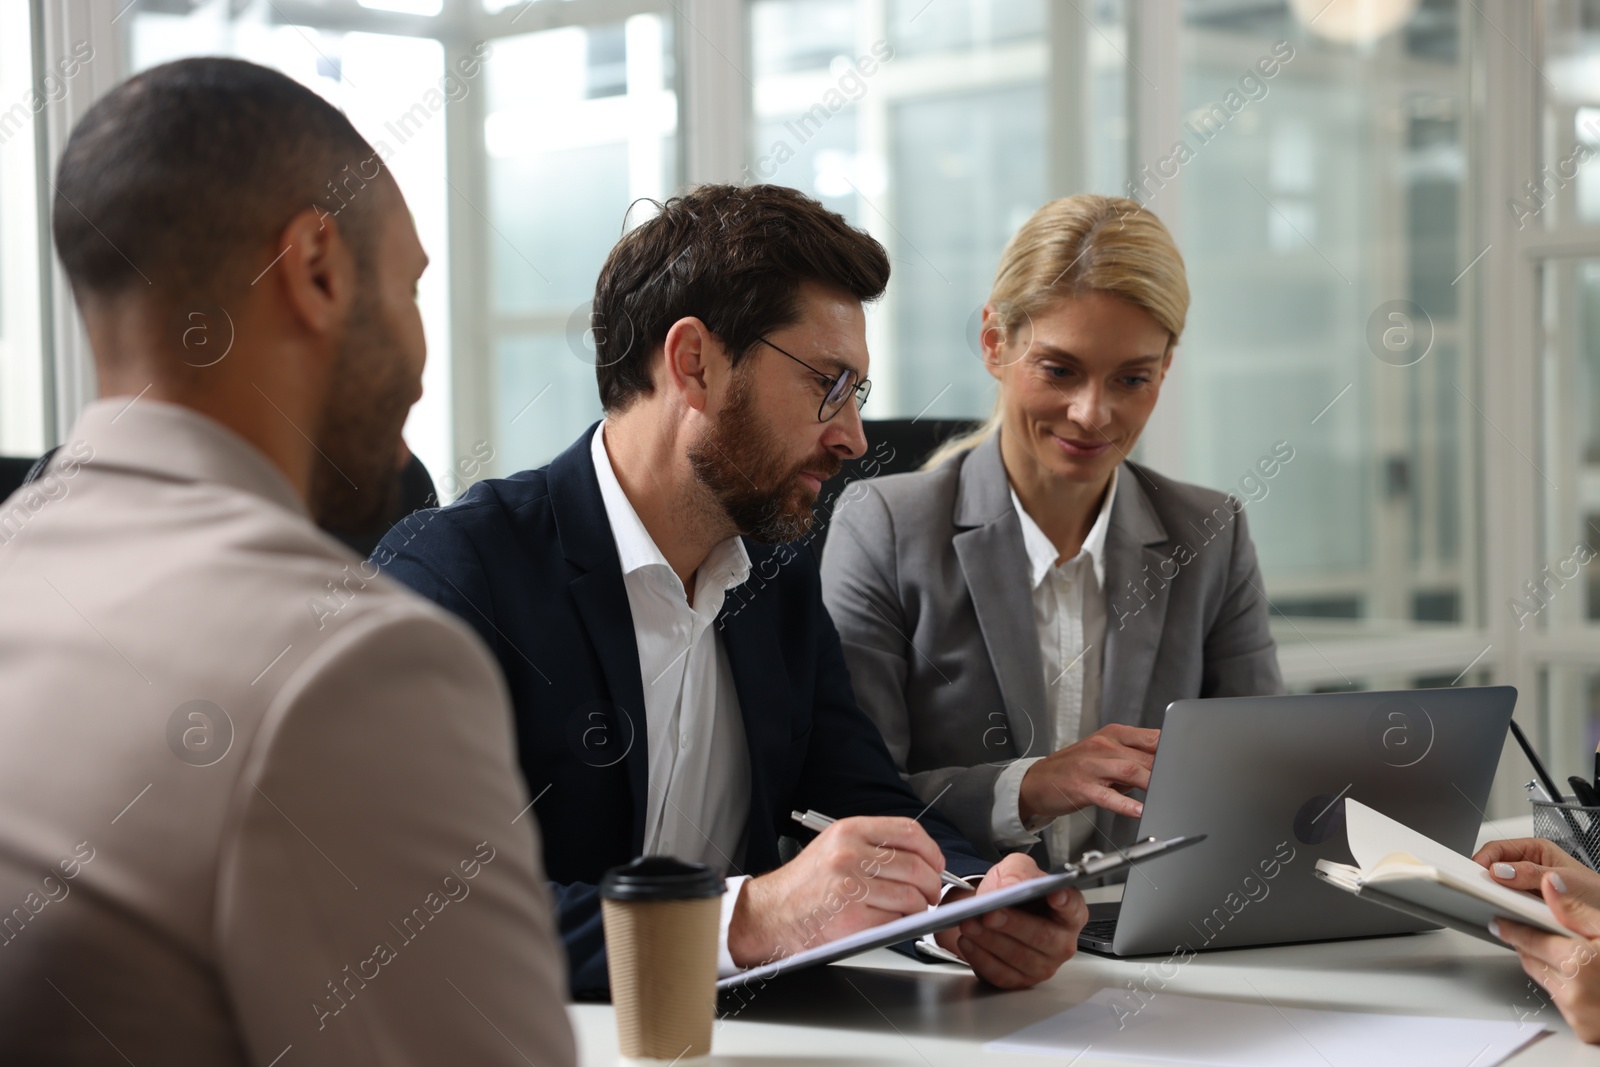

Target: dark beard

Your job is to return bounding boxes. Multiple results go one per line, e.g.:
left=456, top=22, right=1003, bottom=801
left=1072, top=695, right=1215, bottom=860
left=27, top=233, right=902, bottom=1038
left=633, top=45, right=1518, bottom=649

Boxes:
left=687, top=371, right=841, bottom=544
left=307, top=292, right=410, bottom=535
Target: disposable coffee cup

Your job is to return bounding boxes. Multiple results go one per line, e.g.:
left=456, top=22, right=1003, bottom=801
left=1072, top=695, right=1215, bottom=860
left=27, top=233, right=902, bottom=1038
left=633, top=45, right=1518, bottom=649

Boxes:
left=600, top=856, right=726, bottom=1066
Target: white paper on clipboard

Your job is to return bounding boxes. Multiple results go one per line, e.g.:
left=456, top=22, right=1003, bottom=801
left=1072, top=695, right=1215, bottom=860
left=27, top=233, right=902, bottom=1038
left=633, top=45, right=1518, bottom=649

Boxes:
left=716, top=834, right=1205, bottom=990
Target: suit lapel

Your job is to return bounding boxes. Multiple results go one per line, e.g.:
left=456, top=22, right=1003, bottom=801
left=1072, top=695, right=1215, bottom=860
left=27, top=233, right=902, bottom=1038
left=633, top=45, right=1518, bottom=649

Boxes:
left=549, top=422, right=651, bottom=855
left=952, top=436, right=1049, bottom=757
left=1099, top=465, right=1171, bottom=728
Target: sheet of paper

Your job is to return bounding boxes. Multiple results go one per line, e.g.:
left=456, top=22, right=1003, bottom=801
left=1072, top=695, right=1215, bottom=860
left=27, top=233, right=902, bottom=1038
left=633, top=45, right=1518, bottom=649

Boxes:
left=985, top=989, right=1546, bottom=1067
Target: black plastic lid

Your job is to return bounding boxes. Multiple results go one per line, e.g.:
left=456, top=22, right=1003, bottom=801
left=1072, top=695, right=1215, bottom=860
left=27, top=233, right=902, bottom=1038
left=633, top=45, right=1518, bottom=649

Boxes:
left=600, top=856, right=726, bottom=902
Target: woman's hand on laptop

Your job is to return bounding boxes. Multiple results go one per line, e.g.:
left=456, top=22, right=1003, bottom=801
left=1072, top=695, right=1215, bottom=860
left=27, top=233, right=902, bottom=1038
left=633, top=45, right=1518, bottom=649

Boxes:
left=1490, top=867, right=1600, bottom=1043
left=931, top=852, right=1088, bottom=990
left=1018, top=725, right=1160, bottom=824
left=1476, top=837, right=1594, bottom=895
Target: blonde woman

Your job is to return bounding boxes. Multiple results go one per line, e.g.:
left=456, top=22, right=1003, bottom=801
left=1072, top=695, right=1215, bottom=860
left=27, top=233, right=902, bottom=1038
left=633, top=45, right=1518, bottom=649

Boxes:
left=819, top=195, right=1283, bottom=865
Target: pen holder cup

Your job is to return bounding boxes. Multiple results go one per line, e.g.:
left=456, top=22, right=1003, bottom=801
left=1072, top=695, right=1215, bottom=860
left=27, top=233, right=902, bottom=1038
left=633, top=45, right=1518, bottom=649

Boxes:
left=1531, top=799, right=1600, bottom=872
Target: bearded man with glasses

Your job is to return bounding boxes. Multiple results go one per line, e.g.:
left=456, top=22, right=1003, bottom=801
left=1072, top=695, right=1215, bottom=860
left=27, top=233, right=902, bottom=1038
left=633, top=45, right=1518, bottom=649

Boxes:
left=375, top=183, right=1087, bottom=998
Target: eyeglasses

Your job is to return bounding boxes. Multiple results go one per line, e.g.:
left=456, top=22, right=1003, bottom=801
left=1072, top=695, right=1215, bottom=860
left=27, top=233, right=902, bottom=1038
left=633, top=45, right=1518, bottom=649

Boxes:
left=756, top=337, right=872, bottom=423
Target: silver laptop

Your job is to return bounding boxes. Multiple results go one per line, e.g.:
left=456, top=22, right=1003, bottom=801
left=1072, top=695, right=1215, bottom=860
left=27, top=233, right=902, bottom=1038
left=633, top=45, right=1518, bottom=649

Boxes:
left=1078, top=686, right=1516, bottom=957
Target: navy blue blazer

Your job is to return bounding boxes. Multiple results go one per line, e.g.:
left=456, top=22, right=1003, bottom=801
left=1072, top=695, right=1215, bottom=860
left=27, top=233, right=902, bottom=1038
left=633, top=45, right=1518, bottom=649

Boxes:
left=373, top=424, right=987, bottom=996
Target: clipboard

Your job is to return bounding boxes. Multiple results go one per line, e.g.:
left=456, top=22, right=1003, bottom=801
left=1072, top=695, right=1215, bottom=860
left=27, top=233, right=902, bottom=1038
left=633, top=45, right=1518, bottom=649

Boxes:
left=717, top=834, right=1205, bottom=990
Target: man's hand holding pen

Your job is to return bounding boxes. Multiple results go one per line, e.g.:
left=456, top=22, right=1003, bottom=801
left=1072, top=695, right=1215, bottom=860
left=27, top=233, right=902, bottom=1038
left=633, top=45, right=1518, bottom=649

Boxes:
left=727, top=815, right=1086, bottom=990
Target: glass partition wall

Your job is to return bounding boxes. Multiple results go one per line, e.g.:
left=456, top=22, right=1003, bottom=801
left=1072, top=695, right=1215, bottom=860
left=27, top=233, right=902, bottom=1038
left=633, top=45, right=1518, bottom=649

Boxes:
left=1172, top=1, right=1474, bottom=670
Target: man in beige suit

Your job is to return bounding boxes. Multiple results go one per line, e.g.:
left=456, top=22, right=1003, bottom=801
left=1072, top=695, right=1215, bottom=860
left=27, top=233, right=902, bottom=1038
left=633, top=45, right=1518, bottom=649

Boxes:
left=0, top=59, right=575, bottom=1065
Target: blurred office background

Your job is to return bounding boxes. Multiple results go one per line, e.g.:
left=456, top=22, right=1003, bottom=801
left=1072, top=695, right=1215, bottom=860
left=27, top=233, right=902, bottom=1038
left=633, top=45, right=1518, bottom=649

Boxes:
left=1, top=0, right=1598, bottom=807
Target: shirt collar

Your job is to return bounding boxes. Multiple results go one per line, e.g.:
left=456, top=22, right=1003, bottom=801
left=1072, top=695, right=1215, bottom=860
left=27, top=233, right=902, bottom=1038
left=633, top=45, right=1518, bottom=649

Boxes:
left=589, top=422, right=751, bottom=594
left=61, top=396, right=307, bottom=518
left=1009, top=467, right=1119, bottom=590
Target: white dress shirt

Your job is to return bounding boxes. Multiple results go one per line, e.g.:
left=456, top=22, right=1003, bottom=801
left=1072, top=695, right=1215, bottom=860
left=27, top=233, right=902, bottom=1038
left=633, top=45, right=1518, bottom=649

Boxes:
left=590, top=425, right=754, bottom=974
left=990, top=470, right=1118, bottom=866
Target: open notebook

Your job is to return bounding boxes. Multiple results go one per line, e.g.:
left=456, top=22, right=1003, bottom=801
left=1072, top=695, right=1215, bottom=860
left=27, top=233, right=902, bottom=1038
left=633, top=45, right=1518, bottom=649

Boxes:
left=1314, top=799, right=1580, bottom=944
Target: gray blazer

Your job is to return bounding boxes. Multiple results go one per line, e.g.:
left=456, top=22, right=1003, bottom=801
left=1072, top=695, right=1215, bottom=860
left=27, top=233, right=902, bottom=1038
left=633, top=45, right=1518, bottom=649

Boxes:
left=819, top=433, right=1284, bottom=860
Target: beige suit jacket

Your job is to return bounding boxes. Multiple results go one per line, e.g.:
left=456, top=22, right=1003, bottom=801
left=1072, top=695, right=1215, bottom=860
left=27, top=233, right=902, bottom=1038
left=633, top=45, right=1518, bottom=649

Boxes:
left=0, top=399, right=574, bottom=1066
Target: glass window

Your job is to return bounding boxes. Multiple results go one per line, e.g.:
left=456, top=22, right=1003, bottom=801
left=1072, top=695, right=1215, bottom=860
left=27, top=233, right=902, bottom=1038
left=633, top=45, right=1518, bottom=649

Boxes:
left=750, top=0, right=855, bottom=75
left=887, top=0, right=1045, bottom=58
left=888, top=85, right=1046, bottom=419
left=1538, top=0, right=1600, bottom=229
left=0, top=0, right=46, bottom=456
left=749, top=0, right=1129, bottom=423
left=1539, top=665, right=1600, bottom=788
left=1537, top=257, right=1600, bottom=629
left=1538, top=5, right=1600, bottom=638
left=361, top=0, right=444, bottom=14
left=1086, top=0, right=1130, bottom=199
left=1171, top=0, right=1473, bottom=638
left=481, top=14, right=677, bottom=470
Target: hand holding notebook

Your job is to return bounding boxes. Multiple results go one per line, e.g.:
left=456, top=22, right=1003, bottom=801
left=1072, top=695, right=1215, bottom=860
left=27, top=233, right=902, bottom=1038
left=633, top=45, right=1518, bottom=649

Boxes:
left=1314, top=799, right=1582, bottom=943
left=1476, top=836, right=1600, bottom=1044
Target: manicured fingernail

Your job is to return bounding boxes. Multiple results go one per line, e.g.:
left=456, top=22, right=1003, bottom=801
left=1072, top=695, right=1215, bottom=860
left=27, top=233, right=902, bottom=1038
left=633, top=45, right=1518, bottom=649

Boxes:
left=1493, top=863, right=1516, bottom=879
left=1488, top=919, right=1502, bottom=939
left=1551, top=872, right=1568, bottom=894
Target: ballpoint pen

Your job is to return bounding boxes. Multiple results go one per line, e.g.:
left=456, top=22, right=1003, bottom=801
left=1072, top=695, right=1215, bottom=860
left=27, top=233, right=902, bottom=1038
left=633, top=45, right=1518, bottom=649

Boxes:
left=790, top=809, right=971, bottom=890
left=1510, top=719, right=1566, bottom=804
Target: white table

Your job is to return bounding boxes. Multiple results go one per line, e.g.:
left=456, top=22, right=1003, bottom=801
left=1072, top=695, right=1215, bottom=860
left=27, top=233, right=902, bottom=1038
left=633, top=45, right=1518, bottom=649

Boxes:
left=571, top=816, right=1599, bottom=1065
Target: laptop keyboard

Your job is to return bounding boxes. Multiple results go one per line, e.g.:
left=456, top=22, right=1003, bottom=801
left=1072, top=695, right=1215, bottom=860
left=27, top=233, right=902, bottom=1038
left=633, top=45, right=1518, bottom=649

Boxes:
left=1079, top=901, right=1121, bottom=945
left=1081, top=918, right=1118, bottom=941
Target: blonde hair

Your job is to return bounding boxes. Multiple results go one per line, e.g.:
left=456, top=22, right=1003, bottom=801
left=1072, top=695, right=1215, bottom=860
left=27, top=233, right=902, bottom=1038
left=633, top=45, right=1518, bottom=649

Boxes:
left=923, top=195, right=1190, bottom=469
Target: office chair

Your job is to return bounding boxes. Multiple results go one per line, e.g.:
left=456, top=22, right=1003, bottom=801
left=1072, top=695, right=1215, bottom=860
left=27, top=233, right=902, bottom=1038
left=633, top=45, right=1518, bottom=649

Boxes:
left=0, top=457, right=36, bottom=502
left=807, top=417, right=980, bottom=558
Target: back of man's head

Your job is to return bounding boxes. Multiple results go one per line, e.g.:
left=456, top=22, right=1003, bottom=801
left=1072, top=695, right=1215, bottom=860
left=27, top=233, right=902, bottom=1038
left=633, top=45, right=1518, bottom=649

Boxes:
left=52, top=58, right=425, bottom=537
left=52, top=57, right=383, bottom=313
left=591, top=184, right=891, bottom=412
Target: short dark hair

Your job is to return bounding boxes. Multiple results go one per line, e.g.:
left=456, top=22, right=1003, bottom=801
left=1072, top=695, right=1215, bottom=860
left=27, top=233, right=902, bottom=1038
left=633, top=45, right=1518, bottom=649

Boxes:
left=591, top=184, right=891, bottom=411
left=53, top=57, right=384, bottom=305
